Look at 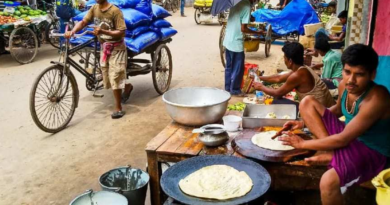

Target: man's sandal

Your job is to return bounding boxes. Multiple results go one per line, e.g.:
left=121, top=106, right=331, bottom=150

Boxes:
left=121, top=86, right=133, bottom=104
left=111, top=111, right=126, bottom=119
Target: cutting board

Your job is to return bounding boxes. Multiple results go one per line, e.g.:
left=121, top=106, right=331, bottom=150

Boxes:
left=231, top=127, right=315, bottom=162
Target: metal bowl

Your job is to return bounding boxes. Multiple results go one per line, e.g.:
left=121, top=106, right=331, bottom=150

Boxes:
left=163, top=87, right=231, bottom=126
left=197, top=124, right=229, bottom=147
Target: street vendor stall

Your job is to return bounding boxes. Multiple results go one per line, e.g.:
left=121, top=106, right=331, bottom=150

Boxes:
left=0, top=2, right=49, bottom=64
left=146, top=87, right=376, bottom=205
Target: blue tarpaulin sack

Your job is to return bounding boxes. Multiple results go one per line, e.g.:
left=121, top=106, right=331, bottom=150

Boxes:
left=56, top=0, right=75, bottom=19
left=122, top=8, right=151, bottom=29
left=152, top=4, right=171, bottom=19
left=72, top=10, right=88, bottom=22
left=157, top=28, right=177, bottom=41
left=86, top=0, right=141, bottom=8
left=152, top=19, right=172, bottom=28
left=252, top=0, right=319, bottom=35
left=69, top=34, right=100, bottom=48
left=125, top=26, right=150, bottom=38
left=125, top=31, right=159, bottom=53
left=135, top=0, right=153, bottom=19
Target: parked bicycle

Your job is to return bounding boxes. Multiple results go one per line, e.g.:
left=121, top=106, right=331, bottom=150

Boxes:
left=30, top=27, right=173, bottom=133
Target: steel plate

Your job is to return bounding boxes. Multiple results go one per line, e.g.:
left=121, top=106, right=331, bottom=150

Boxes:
left=160, top=155, right=271, bottom=205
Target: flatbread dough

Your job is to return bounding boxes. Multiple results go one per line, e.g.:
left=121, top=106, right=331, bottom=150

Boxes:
left=251, top=131, right=295, bottom=151
left=178, top=165, right=253, bottom=200
left=283, top=115, right=291, bottom=119
left=265, top=112, right=277, bottom=119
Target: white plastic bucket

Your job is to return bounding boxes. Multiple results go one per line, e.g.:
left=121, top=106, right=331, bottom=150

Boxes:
left=223, top=115, right=242, bottom=132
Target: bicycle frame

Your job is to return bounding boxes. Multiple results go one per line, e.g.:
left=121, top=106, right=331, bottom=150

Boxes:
left=61, top=37, right=100, bottom=84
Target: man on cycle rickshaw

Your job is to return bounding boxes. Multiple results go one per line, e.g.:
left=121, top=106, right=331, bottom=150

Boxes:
left=65, top=0, right=133, bottom=119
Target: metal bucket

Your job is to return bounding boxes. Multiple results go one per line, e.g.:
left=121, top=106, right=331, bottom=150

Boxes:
left=99, top=165, right=149, bottom=205
left=69, top=189, right=128, bottom=205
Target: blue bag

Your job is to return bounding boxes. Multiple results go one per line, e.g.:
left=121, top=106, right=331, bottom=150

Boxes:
left=152, top=19, right=172, bottom=28
left=122, top=8, right=151, bottom=29
left=135, top=0, right=153, bottom=19
left=86, top=0, right=141, bottom=8
left=252, top=0, right=319, bottom=35
left=56, top=0, right=75, bottom=19
left=125, top=26, right=150, bottom=38
left=157, top=27, right=177, bottom=41
left=72, top=10, right=88, bottom=22
left=152, top=4, right=171, bottom=19
left=69, top=34, right=99, bottom=48
left=125, top=31, right=159, bottom=53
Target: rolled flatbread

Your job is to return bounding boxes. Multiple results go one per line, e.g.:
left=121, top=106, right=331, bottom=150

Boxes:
left=178, top=165, right=253, bottom=200
left=252, top=131, right=295, bottom=151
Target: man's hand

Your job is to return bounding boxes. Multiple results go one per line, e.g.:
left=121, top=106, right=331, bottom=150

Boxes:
left=283, top=120, right=304, bottom=130
left=92, top=26, right=102, bottom=36
left=278, top=132, right=305, bottom=149
left=252, top=82, right=264, bottom=90
left=64, top=31, right=74, bottom=39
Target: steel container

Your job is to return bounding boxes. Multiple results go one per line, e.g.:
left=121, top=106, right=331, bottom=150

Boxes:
left=69, top=190, right=128, bottom=205
left=162, top=87, right=231, bottom=126
left=243, top=104, right=297, bottom=128
left=99, top=166, right=149, bottom=205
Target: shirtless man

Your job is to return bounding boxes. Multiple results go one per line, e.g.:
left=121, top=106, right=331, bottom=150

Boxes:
left=252, top=42, right=335, bottom=108
left=280, top=44, right=390, bottom=205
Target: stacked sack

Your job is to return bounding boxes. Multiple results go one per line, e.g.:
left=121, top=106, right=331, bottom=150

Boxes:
left=71, top=0, right=177, bottom=54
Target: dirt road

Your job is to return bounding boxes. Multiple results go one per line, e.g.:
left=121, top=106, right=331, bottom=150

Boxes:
left=0, top=8, right=283, bottom=204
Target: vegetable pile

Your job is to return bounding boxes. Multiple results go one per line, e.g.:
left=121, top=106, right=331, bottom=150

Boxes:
left=227, top=102, right=246, bottom=111
left=0, top=16, right=17, bottom=25
left=0, top=6, right=47, bottom=22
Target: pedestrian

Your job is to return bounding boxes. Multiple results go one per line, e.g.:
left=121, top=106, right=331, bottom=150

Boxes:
left=64, top=0, right=133, bottom=119
left=56, top=0, right=83, bottom=48
left=180, top=0, right=186, bottom=17
left=223, top=0, right=265, bottom=97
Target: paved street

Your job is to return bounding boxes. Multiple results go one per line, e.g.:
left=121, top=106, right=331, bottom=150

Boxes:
left=0, top=8, right=283, bottom=204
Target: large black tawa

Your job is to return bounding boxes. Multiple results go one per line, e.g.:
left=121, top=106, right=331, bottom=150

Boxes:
left=160, top=155, right=271, bottom=205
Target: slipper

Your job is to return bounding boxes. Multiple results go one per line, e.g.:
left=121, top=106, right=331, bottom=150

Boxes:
left=111, top=111, right=126, bottom=119
left=121, top=86, right=133, bottom=104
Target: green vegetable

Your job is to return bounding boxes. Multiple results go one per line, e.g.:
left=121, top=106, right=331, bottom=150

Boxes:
left=14, top=11, right=21, bottom=16
left=227, top=102, right=246, bottom=111
left=0, top=12, right=3, bottom=16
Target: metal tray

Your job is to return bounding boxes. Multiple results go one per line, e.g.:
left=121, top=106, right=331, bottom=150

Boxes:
left=243, top=104, right=297, bottom=128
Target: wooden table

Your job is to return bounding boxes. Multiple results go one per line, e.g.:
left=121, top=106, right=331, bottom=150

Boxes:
left=145, top=120, right=328, bottom=205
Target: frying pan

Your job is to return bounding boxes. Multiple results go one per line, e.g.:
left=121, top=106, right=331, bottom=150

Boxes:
left=160, top=155, right=271, bottom=205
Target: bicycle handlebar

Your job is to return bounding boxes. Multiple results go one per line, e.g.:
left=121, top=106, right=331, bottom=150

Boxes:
left=51, top=30, right=90, bottom=38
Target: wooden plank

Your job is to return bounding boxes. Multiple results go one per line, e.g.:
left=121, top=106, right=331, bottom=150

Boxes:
left=146, top=151, right=162, bottom=205
left=174, top=131, right=204, bottom=156
left=157, top=153, right=194, bottom=163
left=145, top=122, right=180, bottom=151
left=157, top=126, right=193, bottom=154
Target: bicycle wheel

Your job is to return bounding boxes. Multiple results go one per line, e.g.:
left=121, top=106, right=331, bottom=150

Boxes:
left=9, top=27, right=38, bottom=64
left=219, top=25, right=227, bottom=68
left=45, top=20, right=61, bottom=49
left=194, top=9, right=201, bottom=25
left=30, top=65, right=78, bottom=133
left=152, top=44, right=172, bottom=95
